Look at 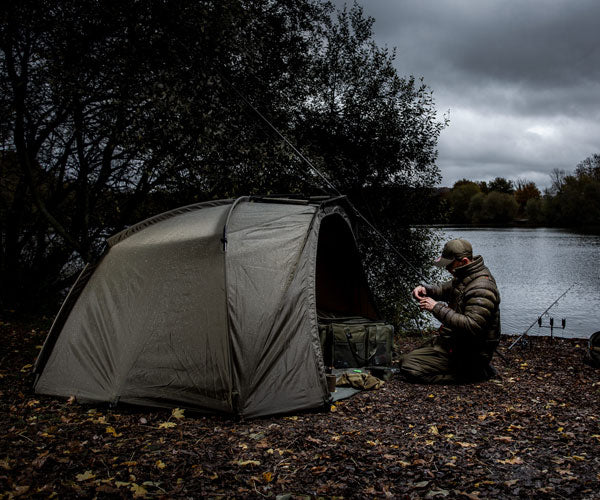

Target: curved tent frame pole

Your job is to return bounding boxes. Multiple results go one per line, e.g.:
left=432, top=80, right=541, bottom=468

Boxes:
left=221, top=196, right=250, bottom=252
left=221, top=196, right=250, bottom=414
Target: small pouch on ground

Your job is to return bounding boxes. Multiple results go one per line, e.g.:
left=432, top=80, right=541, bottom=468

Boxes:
left=336, top=371, right=384, bottom=390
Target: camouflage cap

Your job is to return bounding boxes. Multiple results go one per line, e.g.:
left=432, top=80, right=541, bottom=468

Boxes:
left=433, top=238, right=473, bottom=267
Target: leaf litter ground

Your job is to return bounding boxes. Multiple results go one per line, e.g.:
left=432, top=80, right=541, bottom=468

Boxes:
left=1, top=320, right=599, bottom=499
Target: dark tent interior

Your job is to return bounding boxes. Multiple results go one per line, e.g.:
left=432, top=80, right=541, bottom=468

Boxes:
left=315, top=213, right=378, bottom=321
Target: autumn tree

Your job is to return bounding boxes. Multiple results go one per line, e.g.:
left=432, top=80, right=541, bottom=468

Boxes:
left=487, top=177, right=514, bottom=194
left=481, top=191, right=518, bottom=223
left=546, top=155, right=600, bottom=229
left=295, top=3, right=445, bottom=325
left=447, top=180, right=480, bottom=223
left=1, top=1, right=445, bottom=317
left=467, top=192, right=485, bottom=223
left=0, top=0, right=333, bottom=308
left=574, top=154, right=600, bottom=181
left=525, top=197, right=546, bottom=225
left=514, top=179, right=541, bottom=216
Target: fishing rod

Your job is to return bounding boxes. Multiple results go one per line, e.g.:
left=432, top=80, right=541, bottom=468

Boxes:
left=508, top=282, right=577, bottom=350
left=217, top=70, right=431, bottom=334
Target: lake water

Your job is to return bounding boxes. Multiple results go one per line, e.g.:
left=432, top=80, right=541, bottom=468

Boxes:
left=436, top=227, right=600, bottom=339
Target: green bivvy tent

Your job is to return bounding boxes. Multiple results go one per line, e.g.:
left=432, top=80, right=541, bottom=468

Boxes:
left=33, top=196, right=380, bottom=417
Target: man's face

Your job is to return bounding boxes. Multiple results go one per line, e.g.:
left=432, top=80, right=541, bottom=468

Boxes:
left=446, top=257, right=471, bottom=275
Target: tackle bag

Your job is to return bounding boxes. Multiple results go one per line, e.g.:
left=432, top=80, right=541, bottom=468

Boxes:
left=319, top=317, right=394, bottom=369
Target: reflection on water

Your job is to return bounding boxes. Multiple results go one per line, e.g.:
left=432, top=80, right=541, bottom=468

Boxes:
left=438, top=227, right=600, bottom=339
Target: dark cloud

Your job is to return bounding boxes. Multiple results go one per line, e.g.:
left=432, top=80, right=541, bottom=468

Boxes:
left=334, top=0, right=600, bottom=187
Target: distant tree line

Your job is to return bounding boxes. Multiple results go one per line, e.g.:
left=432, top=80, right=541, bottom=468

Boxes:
left=1, top=0, right=444, bottom=323
left=441, top=154, right=600, bottom=231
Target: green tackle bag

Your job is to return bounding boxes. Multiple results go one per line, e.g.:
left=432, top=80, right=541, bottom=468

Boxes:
left=319, top=317, right=394, bottom=369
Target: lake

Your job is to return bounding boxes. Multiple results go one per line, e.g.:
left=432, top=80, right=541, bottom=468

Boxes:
left=436, top=227, right=600, bottom=339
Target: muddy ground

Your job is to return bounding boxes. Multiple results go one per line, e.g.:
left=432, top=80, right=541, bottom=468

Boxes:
left=1, top=318, right=599, bottom=499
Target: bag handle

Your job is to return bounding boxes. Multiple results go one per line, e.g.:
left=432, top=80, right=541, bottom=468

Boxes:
left=344, top=328, right=377, bottom=366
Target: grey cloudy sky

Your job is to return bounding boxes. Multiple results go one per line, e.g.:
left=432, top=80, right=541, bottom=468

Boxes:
left=336, top=0, right=600, bottom=188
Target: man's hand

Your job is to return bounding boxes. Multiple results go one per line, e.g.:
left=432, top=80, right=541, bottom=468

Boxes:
left=412, top=285, right=427, bottom=301
left=419, top=297, right=437, bottom=311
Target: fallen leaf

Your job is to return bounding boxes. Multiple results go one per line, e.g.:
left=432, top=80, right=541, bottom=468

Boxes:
left=456, top=442, right=477, bottom=448
left=11, top=486, right=30, bottom=497
left=459, top=492, right=481, bottom=500
left=494, top=436, right=513, bottom=443
left=171, top=408, right=185, bottom=420
left=235, top=460, right=261, bottom=466
left=311, top=465, right=328, bottom=474
left=497, top=456, right=523, bottom=465
left=155, top=460, right=166, bottom=469
left=32, top=452, right=49, bottom=468
left=262, top=471, right=273, bottom=483
left=426, top=489, right=450, bottom=498
left=158, top=422, right=176, bottom=429
left=130, top=483, right=148, bottom=498
left=95, top=484, right=119, bottom=494
left=76, top=470, right=96, bottom=482
left=556, top=468, right=574, bottom=476
left=105, top=426, right=122, bottom=437
left=429, top=425, right=439, bottom=435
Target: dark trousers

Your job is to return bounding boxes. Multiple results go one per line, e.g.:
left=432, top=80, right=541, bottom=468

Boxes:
left=399, top=337, right=492, bottom=384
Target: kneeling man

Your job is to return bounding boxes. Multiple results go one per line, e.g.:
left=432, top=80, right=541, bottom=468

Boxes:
left=401, top=238, right=501, bottom=383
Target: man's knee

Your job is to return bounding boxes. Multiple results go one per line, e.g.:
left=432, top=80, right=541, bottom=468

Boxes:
left=399, top=346, right=452, bottom=383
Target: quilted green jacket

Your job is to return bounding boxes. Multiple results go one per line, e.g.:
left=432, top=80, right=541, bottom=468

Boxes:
left=425, top=255, right=501, bottom=363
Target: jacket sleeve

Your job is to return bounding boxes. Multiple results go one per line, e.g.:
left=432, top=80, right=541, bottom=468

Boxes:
left=431, top=277, right=498, bottom=341
left=425, top=281, right=453, bottom=302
